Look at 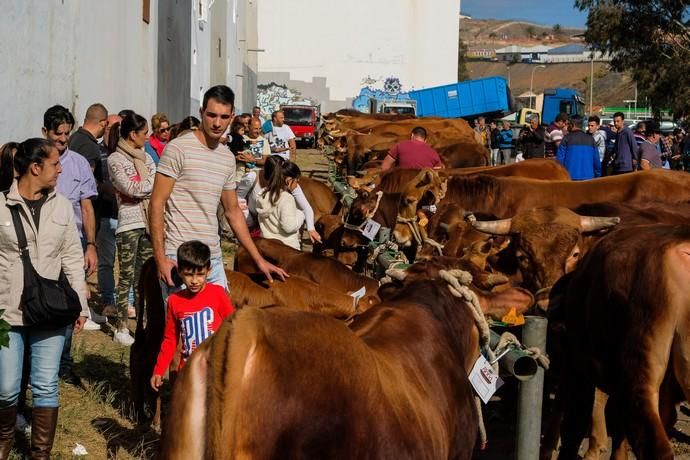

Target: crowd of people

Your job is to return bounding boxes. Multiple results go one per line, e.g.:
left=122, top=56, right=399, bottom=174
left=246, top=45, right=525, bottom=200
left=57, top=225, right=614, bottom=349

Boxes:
left=470, top=112, right=690, bottom=179
left=0, top=85, right=328, bottom=457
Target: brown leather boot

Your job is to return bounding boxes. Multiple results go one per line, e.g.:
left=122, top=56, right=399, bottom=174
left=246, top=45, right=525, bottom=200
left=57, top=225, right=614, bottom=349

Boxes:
left=0, top=406, right=17, bottom=460
left=30, top=407, right=58, bottom=460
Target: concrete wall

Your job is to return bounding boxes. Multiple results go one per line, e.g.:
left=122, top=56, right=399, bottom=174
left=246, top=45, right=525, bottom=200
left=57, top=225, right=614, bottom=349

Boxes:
left=256, top=0, right=460, bottom=112
left=0, top=0, right=158, bottom=141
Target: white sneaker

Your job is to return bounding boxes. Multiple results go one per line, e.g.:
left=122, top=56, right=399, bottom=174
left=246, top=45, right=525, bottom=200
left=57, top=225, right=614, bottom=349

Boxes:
left=16, top=414, right=31, bottom=434
left=83, top=319, right=102, bottom=331
left=113, top=329, right=135, bottom=346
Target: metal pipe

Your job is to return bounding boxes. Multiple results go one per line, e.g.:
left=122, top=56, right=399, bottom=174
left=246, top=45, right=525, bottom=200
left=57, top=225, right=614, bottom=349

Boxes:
left=516, top=316, right=548, bottom=460
left=489, top=331, right=538, bottom=382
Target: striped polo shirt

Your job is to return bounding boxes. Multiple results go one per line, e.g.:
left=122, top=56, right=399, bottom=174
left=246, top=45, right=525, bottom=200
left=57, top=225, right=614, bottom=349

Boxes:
left=157, top=132, right=236, bottom=257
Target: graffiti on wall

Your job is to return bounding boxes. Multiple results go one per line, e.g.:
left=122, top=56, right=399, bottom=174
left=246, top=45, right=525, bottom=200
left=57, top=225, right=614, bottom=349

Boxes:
left=257, top=83, right=317, bottom=116
left=352, top=76, right=411, bottom=112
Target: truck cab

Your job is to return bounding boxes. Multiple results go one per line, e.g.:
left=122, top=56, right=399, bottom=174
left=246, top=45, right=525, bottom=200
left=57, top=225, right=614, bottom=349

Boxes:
left=368, top=98, right=417, bottom=116
left=515, top=88, right=585, bottom=126
left=280, top=105, right=319, bottom=148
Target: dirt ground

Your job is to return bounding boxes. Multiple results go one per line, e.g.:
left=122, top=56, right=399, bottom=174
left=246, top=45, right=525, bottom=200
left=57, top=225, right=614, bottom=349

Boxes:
left=9, top=148, right=690, bottom=459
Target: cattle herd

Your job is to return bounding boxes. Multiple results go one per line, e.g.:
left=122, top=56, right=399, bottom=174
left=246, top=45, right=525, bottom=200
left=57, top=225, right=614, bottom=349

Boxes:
left=133, top=110, right=690, bottom=459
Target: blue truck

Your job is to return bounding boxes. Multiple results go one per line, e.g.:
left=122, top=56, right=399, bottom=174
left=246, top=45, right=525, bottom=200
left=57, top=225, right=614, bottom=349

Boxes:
left=407, top=76, right=584, bottom=126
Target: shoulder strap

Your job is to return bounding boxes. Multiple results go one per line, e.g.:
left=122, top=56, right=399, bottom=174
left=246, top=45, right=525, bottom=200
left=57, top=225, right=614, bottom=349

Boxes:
left=7, top=201, right=29, bottom=255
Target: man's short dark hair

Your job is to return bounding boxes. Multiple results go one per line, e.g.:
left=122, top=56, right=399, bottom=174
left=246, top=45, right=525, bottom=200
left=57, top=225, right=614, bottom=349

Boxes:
left=570, top=115, right=583, bottom=127
left=43, top=105, right=75, bottom=132
left=85, top=103, right=108, bottom=123
left=411, top=126, right=427, bottom=140
left=272, top=110, right=283, bottom=121
left=202, top=85, right=235, bottom=111
left=645, top=121, right=660, bottom=136
left=177, top=240, right=211, bottom=271
left=613, top=111, right=625, bottom=120
left=588, top=115, right=601, bottom=124
left=555, top=112, right=569, bottom=123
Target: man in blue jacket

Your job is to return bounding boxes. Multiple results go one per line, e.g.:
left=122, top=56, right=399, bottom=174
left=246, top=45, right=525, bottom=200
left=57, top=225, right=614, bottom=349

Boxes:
left=557, top=115, right=601, bottom=180
left=612, top=111, right=639, bottom=174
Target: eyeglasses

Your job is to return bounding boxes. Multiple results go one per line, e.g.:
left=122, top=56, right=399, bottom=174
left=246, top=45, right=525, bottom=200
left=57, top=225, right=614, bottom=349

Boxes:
left=159, top=127, right=170, bottom=133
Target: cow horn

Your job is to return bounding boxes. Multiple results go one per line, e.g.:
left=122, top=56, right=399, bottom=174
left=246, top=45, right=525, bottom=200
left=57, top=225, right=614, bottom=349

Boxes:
left=471, top=218, right=513, bottom=235
left=580, top=216, right=621, bottom=232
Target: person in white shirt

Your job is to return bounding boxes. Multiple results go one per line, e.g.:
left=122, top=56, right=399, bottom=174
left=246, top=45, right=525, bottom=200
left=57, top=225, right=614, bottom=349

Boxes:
left=255, top=156, right=304, bottom=250
left=587, top=115, right=607, bottom=163
left=265, top=110, right=297, bottom=161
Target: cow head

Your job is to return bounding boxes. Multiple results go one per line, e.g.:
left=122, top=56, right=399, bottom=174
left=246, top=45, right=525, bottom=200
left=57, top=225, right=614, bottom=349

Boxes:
left=394, top=169, right=447, bottom=246
left=472, top=207, right=619, bottom=311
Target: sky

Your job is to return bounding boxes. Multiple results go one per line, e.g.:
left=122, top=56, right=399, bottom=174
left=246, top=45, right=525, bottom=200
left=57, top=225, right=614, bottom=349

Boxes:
left=461, top=0, right=589, bottom=28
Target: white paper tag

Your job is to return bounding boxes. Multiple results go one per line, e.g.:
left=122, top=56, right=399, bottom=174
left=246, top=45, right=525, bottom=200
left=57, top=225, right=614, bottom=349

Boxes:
left=469, top=354, right=503, bottom=404
left=350, top=286, right=366, bottom=307
left=361, top=219, right=381, bottom=241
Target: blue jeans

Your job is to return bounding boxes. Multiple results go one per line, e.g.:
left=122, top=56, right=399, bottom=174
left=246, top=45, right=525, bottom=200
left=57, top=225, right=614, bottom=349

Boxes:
left=0, top=326, right=66, bottom=408
left=97, top=217, right=118, bottom=305
left=159, top=254, right=227, bottom=305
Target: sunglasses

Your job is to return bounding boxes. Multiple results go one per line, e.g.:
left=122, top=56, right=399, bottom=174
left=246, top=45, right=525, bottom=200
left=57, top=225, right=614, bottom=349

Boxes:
left=159, top=127, right=170, bottom=133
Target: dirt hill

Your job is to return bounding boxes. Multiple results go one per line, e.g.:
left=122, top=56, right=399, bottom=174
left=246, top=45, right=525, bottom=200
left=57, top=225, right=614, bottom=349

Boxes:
left=460, top=18, right=584, bottom=48
left=466, top=61, right=635, bottom=110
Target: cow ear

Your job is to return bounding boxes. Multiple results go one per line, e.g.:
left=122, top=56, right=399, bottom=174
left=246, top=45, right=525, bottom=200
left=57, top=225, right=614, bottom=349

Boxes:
left=358, top=190, right=370, bottom=200
left=415, top=169, right=435, bottom=188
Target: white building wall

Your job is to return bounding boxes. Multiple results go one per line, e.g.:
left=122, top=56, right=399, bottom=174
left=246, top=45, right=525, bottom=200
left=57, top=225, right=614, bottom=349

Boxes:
left=257, top=0, right=460, bottom=112
left=0, top=1, right=158, bottom=141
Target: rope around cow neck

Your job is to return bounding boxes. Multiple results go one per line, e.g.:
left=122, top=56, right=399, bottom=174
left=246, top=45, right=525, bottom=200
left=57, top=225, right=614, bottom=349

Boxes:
left=438, top=269, right=495, bottom=450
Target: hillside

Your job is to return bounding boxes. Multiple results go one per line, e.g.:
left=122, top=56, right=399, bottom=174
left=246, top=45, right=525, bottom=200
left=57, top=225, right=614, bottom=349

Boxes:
left=459, top=18, right=635, bottom=111
left=466, top=62, right=635, bottom=109
left=460, top=18, right=584, bottom=49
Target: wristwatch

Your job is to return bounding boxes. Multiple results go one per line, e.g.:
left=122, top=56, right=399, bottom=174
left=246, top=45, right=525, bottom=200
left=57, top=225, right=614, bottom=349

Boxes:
left=86, top=241, right=97, bottom=248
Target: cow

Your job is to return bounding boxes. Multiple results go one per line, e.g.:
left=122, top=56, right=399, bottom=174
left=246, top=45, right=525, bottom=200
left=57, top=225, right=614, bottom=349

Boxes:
left=441, top=169, right=690, bottom=219
left=159, top=271, right=487, bottom=459
left=227, top=270, right=375, bottom=319
left=348, top=160, right=571, bottom=195
left=438, top=141, right=490, bottom=168
left=554, top=224, right=690, bottom=460
left=471, top=207, right=621, bottom=310
left=236, top=237, right=381, bottom=296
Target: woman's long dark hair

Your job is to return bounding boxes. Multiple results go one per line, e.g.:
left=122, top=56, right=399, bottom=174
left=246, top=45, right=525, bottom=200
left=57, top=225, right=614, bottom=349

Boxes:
left=12, top=139, right=54, bottom=178
left=107, top=113, right=147, bottom=153
left=0, top=142, right=18, bottom=192
left=262, top=156, right=301, bottom=205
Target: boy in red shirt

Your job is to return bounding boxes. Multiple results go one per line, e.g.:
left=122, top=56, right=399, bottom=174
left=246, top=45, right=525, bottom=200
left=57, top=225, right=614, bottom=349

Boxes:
left=150, top=240, right=234, bottom=391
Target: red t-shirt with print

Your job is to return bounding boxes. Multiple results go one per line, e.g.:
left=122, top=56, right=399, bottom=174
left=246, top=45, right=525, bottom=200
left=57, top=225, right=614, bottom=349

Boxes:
left=153, top=283, right=234, bottom=376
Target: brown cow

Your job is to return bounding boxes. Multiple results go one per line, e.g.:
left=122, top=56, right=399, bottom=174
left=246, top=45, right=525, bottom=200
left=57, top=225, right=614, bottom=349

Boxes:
left=442, top=169, right=690, bottom=218
left=555, top=224, right=690, bottom=460
left=236, top=237, right=381, bottom=296
left=471, top=207, right=620, bottom=310
left=228, top=270, right=374, bottom=319
left=160, top=274, right=484, bottom=459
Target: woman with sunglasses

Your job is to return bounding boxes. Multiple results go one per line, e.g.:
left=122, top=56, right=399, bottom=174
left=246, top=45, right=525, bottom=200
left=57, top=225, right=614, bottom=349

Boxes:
left=144, top=112, right=170, bottom=165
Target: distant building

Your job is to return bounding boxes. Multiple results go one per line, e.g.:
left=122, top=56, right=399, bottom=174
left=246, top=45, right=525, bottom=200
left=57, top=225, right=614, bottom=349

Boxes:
left=543, top=44, right=611, bottom=63
left=467, top=49, right=496, bottom=59
left=495, top=45, right=550, bottom=63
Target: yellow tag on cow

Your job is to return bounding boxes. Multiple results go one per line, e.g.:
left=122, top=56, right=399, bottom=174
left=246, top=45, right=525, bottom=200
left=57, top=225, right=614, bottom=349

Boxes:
left=501, top=307, right=525, bottom=326
left=416, top=211, right=429, bottom=227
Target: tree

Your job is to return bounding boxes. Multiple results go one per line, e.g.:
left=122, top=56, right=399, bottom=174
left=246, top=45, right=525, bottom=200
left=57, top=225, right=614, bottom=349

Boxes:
left=458, top=34, right=470, bottom=82
left=526, top=25, right=537, bottom=36
left=552, top=23, right=562, bottom=34
left=575, top=0, right=690, bottom=117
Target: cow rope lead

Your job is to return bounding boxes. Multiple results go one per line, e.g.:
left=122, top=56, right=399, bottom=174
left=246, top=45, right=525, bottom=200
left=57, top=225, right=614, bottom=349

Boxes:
left=438, top=269, right=494, bottom=450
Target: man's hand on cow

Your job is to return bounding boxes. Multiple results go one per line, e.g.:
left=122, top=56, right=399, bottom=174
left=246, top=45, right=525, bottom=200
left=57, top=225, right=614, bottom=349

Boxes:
left=256, top=257, right=288, bottom=282
left=157, top=257, right=178, bottom=286
left=150, top=374, right=163, bottom=392
left=84, top=245, right=97, bottom=276
left=308, top=229, right=322, bottom=244
left=73, top=315, right=87, bottom=334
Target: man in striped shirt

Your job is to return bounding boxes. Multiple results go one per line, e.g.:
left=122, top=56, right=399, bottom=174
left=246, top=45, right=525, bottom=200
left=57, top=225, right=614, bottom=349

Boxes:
left=150, top=85, right=286, bottom=298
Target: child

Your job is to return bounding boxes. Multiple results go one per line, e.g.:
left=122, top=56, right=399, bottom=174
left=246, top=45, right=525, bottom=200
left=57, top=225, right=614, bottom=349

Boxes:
left=150, top=240, right=234, bottom=391
left=255, top=156, right=305, bottom=250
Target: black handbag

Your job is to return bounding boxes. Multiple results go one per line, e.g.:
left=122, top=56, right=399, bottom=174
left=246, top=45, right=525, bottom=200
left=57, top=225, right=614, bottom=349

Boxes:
left=8, top=204, right=82, bottom=329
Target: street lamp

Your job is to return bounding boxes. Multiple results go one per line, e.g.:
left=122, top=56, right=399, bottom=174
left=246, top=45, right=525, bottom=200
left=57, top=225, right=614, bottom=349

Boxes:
left=505, top=65, right=511, bottom=87
left=530, top=65, right=546, bottom=109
